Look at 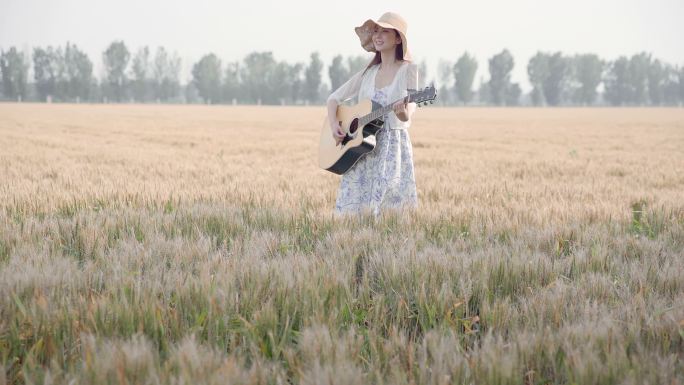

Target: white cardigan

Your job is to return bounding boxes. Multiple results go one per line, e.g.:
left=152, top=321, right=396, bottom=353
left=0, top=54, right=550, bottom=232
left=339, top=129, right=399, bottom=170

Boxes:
left=327, top=61, right=419, bottom=130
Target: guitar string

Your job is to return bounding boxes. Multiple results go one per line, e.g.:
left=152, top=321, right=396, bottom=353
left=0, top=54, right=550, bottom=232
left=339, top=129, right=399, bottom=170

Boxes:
left=365, top=89, right=435, bottom=124
left=358, top=91, right=426, bottom=126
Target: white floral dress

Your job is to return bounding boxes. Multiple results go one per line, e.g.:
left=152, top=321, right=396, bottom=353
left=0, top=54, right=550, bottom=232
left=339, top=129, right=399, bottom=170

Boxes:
left=333, top=63, right=418, bottom=216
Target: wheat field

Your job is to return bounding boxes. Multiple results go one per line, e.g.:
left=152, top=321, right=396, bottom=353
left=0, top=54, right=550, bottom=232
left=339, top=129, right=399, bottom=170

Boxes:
left=0, top=104, right=683, bottom=384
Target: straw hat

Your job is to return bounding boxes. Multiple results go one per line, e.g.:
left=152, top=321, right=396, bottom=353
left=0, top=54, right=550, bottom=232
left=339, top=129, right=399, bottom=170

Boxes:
left=355, top=12, right=411, bottom=61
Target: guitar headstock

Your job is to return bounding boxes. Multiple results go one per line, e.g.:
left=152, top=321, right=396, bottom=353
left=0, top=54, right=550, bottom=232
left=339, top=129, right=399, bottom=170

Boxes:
left=408, top=85, right=437, bottom=107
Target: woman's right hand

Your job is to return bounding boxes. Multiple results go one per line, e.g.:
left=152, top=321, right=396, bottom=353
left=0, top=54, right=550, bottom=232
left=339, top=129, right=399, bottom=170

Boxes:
left=330, top=120, right=345, bottom=144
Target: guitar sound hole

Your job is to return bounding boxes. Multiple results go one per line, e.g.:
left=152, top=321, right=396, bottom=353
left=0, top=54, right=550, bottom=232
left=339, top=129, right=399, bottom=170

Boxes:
left=349, top=118, right=359, bottom=134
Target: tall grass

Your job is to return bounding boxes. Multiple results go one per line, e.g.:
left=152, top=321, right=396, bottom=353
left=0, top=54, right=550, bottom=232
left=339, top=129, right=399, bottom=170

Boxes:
left=0, top=104, right=683, bottom=384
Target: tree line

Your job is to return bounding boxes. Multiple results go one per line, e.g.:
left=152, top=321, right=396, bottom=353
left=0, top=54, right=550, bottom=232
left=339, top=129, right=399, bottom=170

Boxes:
left=1, top=41, right=683, bottom=106
left=440, top=50, right=683, bottom=106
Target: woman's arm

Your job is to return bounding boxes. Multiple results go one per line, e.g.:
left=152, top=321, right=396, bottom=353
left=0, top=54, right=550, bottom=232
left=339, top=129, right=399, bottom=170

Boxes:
left=327, top=99, right=339, bottom=125
left=326, top=69, right=365, bottom=116
left=328, top=99, right=345, bottom=143
left=327, top=69, right=365, bottom=142
left=393, top=63, right=419, bottom=122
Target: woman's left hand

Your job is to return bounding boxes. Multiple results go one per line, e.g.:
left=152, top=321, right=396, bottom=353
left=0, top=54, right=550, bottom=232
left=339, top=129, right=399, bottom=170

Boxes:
left=392, top=101, right=409, bottom=122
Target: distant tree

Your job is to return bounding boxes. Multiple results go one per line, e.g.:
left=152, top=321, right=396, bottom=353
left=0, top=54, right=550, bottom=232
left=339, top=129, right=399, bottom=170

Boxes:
left=0, top=47, right=29, bottom=101
left=102, top=41, right=130, bottom=102
left=629, top=52, right=650, bottom=105
left=477, top=76, right=490, bottom=104
left=88, top=78, right=101, bottom=102
left=271, top=61, right=288, bottom=104
left=62, top=43, right=93, bottom=102
left=130, top=46, right=150, bottom=102
left=572, top=54, right=603, bottom=105
left=152, top=47, right=181, bottom=102
left=289, top=62, right=304, bottom=104
left=526, top=51, right=568, bottom=106
left=678, top=66, right=684, bottom=105
left=328, top=55, right=347, bottom=92
left=52, top=47, right=66, bottom=99
left=419, top=60, right=428, bottom=88
left=33, top=46, right=59, bottom=101
left=661, top=64, right=679, bottom=105
left=437, top=59, right=453, bottom=105
left=240, top=52, right=277, bottom=104
left=648, top=59, right=665, bottom=105
left=184, top=83, right=200, bottom=104
left=347, top=55, right=368, bottom=75
left=488, top=49, right=517, bottom=106
left=192, top=53, right=222, bottom=104
left=527, top=52, right=549, bottom=105
left=543, top=52, right=569, bottom=106
left=166, top=53, right=181, bottom=100
left=453, top=52, right=477, bottom=105
left=152, top=47, right=168, bottom=101
left=273, top=61, right=302, bottom=104
left=506, top=83, right=521, bottom=106
left=603, top=56, right=631, bottom=106
left=304, top=52, right=323, bottom=104
left=329, top=55, right=368, bottom=96
left=222, top=61, right=240, bottom=103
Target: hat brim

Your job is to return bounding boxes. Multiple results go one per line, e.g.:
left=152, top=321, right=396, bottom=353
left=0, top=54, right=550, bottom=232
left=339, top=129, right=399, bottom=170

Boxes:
left=355, top=19, right=411, bottom=61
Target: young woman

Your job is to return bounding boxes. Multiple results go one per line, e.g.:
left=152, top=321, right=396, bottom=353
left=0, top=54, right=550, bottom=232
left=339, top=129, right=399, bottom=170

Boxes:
left=327, top=12, right=419, bottom=216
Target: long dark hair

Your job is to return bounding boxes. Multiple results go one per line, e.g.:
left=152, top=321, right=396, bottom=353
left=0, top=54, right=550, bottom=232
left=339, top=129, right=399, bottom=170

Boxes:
left=363, top=30, right=405, bottom=75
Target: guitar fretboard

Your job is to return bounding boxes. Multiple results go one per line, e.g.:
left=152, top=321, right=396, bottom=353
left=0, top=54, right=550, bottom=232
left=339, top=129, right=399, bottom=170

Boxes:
left=358, top=95, right=411, bottom=126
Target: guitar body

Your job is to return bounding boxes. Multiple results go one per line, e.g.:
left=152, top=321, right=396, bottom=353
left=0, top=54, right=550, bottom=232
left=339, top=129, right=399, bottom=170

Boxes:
left=318, top=98, right=385, bottom=175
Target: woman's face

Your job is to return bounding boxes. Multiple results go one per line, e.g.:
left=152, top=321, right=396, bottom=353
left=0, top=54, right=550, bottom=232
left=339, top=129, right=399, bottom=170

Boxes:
left=372, top=26, right=401, bottom=53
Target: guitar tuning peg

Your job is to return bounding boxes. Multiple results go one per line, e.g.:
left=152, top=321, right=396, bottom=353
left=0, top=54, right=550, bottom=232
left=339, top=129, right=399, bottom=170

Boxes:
left=429, top=101, right=433, bottom=104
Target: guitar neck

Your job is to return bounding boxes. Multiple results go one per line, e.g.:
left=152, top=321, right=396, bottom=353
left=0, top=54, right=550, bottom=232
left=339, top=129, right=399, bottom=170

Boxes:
left=358, top=95, right=410, bottom=126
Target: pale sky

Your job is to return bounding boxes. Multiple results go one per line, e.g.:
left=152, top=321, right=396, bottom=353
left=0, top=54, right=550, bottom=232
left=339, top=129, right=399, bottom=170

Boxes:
left=1, top=0, right=683, bottom=91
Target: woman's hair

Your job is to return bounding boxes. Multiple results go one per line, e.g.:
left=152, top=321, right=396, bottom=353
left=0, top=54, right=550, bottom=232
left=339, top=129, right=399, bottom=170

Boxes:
left=363, top=30, right=405, bottom=75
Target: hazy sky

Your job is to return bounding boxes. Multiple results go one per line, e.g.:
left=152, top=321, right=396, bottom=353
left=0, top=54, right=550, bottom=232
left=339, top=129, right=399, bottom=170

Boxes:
left=2, top=0, right=683, bottom=90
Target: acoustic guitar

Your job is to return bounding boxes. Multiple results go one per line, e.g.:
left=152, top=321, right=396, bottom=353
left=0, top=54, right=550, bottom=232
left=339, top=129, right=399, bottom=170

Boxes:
left=318, top=86, right=437, bottom=174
